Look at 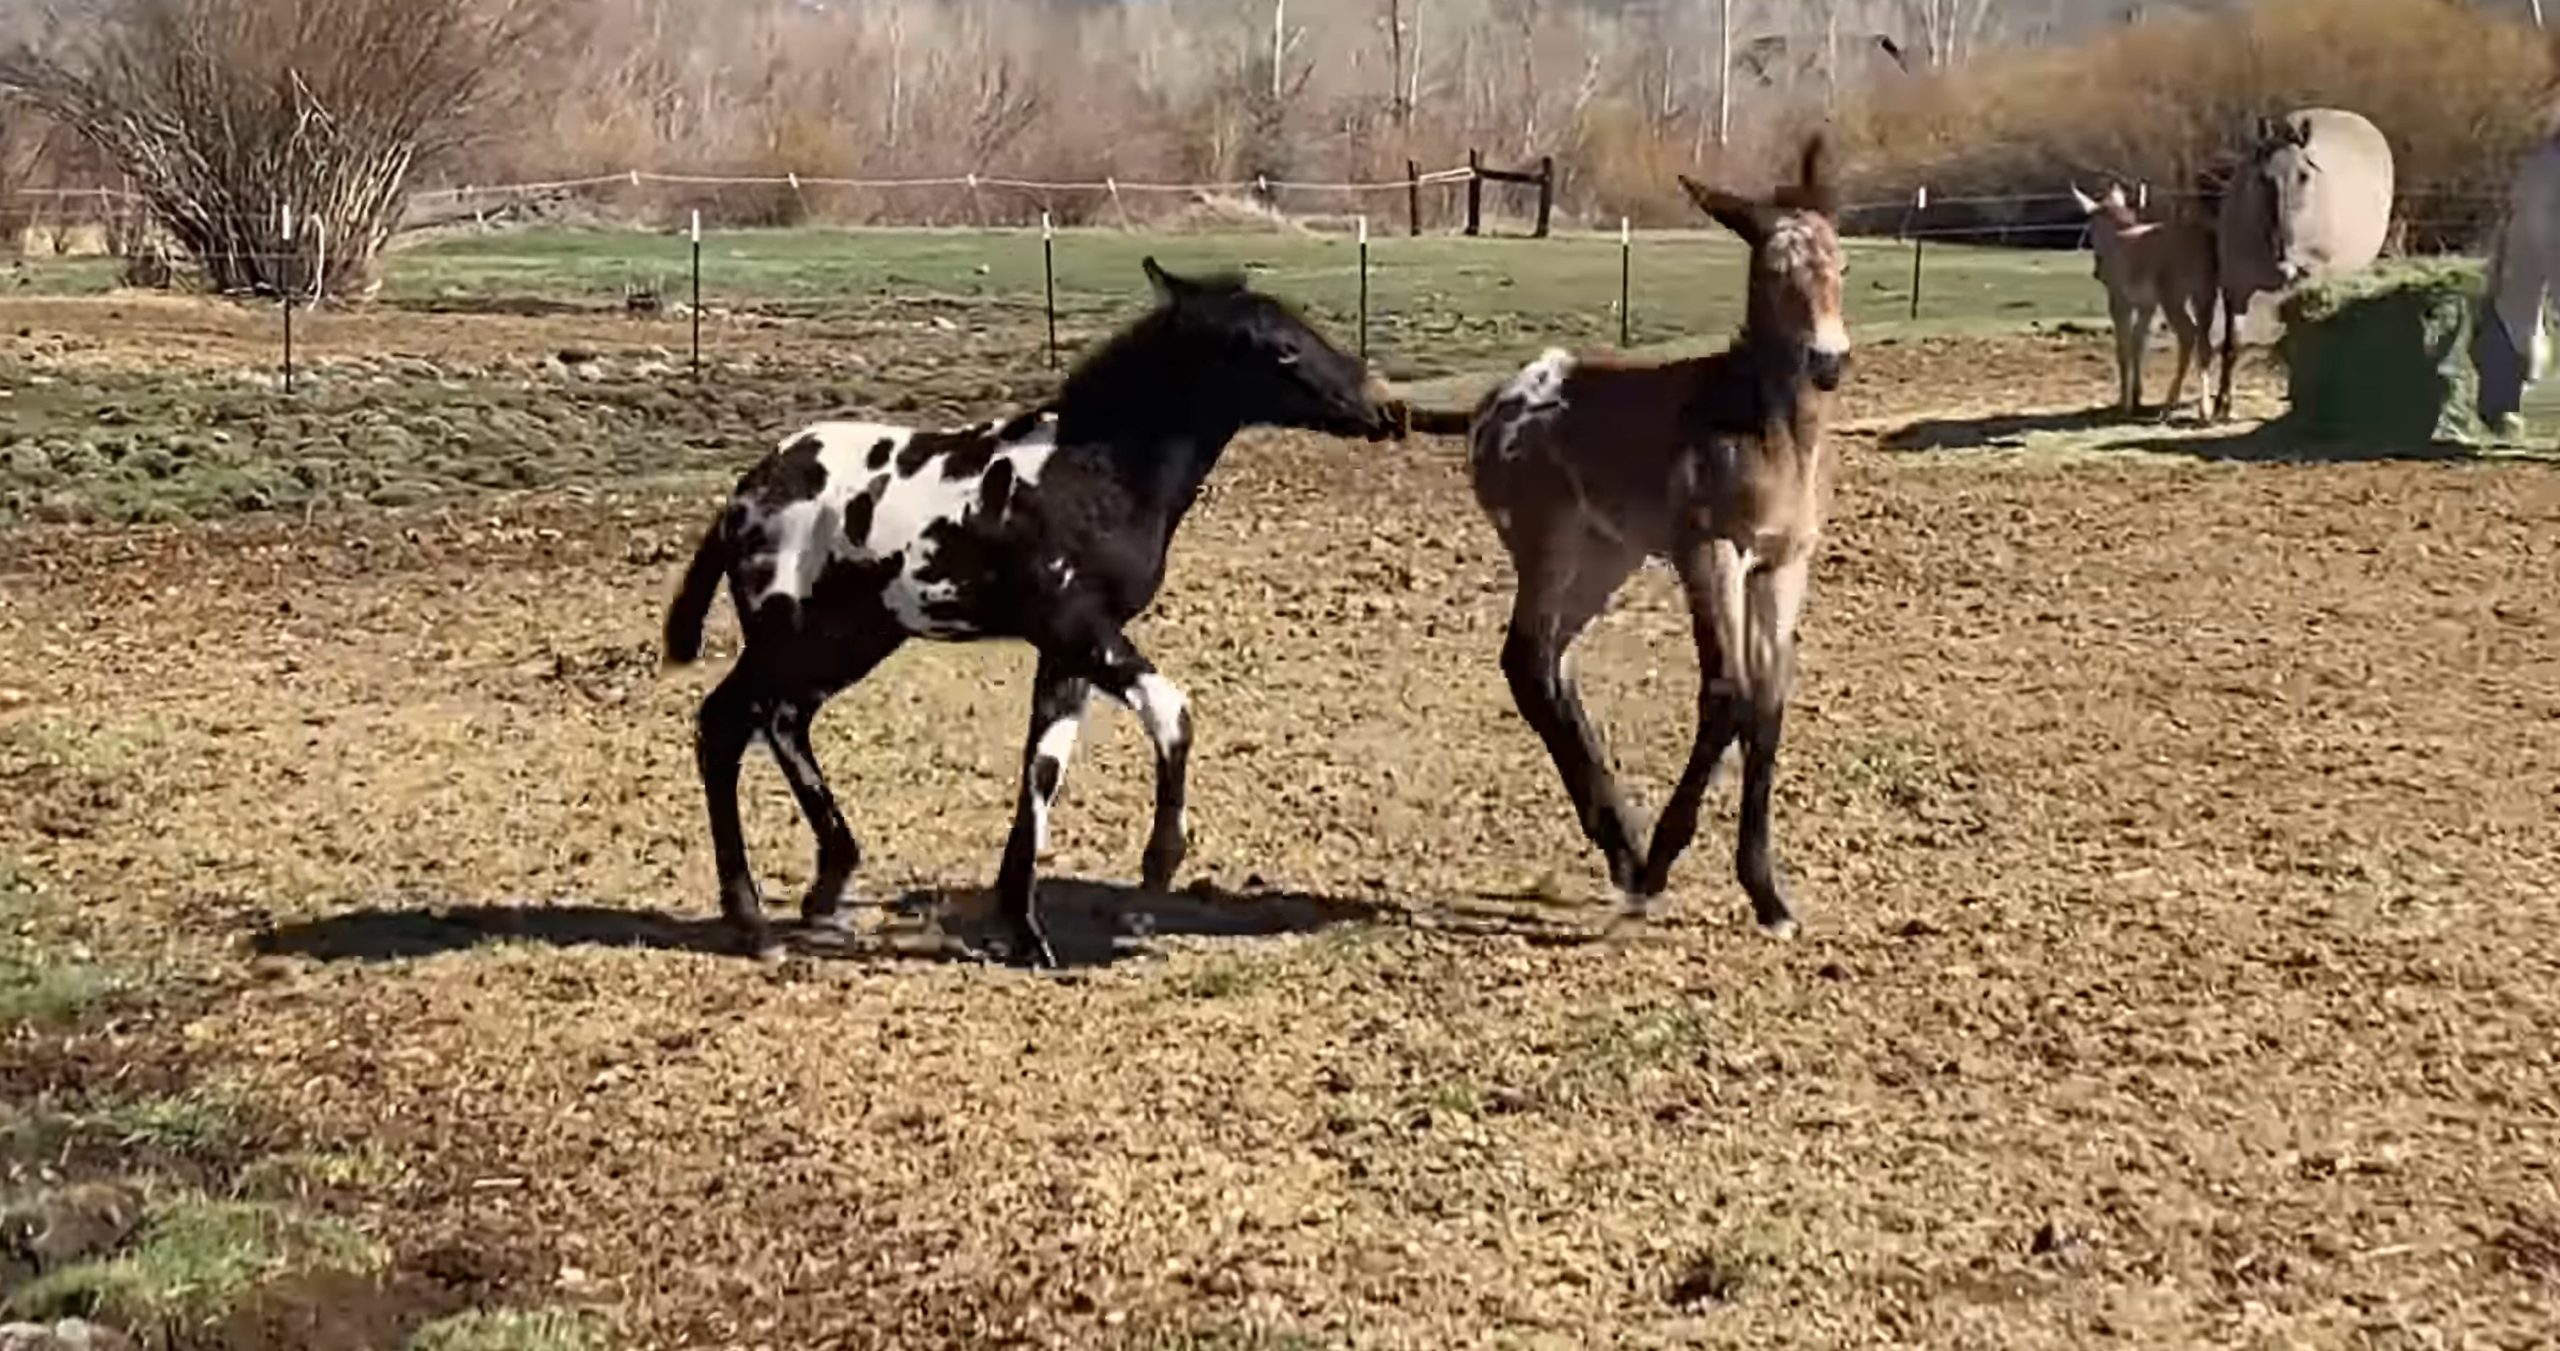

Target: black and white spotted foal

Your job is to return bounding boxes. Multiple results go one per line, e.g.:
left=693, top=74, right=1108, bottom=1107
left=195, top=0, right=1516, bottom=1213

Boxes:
left=662, top=257, right=1403, bottom=967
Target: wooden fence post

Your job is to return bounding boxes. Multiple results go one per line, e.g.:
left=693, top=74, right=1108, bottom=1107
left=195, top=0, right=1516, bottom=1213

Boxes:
left=1407, top=159, right=1422, bottom=237
left=1535, top=156, right=1554, bottom=238
left=1465, top=149, right=1484, bottom=237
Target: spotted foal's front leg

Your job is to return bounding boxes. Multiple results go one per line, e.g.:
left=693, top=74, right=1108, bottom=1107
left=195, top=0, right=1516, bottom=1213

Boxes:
left=991, top=628, right=1191, bottom=968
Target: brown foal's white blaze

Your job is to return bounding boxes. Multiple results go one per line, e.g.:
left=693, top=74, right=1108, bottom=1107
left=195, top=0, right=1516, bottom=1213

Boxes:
left=1769, top=212, right=1852, bottom=379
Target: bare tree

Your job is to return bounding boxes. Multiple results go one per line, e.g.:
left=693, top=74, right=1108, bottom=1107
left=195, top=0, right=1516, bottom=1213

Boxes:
left=0, top=0, right=541, bottom=299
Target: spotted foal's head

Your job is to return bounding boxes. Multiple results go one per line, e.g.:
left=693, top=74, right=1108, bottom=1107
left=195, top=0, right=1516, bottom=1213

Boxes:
left=1134, top=255, right=1402, bottom=442
left=1679, top=134, right=1851, bottom=392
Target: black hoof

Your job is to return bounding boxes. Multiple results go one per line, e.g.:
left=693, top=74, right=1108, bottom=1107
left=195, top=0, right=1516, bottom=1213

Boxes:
left=981, top=923, right=1059, bottom=970
left=799, top=905, right=855, bottom=934
left=1746, top=883, right=1799, bottom=939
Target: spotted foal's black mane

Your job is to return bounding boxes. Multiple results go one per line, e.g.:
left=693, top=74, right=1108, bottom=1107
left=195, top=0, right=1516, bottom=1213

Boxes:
left=1041, top=266, right=1306, bottom=511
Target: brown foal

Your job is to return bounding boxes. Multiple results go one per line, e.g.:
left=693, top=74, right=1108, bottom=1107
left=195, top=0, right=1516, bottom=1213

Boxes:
left=1419, top=136, right=1849, bottom=935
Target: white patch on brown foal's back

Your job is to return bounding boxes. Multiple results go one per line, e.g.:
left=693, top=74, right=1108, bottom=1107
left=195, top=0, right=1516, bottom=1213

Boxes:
left=1470, top=348, right=1577, bottom=535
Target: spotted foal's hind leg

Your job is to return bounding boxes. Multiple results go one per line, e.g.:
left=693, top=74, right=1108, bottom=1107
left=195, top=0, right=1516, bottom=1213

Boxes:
left=694, top=663, right=777, bottom=957
left=1498, top=525, right=1647, bottom=894
left=763, top=639, right=903, bottom=935
left=762, top=697, right=859, bottom=935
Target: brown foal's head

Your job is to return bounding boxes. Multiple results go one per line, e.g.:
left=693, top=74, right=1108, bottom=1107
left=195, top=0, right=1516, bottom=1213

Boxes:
left=1679, top=134, right=1851, bottom=391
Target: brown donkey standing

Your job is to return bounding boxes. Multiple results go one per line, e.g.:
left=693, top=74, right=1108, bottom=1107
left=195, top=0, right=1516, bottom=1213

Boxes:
left=2070, top=180, right=2217, bottom=418
left=1412, top=135, right=1848, bottom=935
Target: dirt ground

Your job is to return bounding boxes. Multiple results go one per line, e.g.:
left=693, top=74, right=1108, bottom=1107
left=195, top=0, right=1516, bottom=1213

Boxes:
left=5, top=312, right=2560, bottom=1349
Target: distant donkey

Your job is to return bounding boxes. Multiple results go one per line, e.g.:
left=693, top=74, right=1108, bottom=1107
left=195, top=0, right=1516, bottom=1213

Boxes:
left=2212, top=107, right=2396, bottom=422
left=1406, top=135, right=1850, bottom=937
left=2072, top=180, right=2217, bottom=418
left=2477, top=125, right=2560, bottom=428
left=661, top=257, right=1403, bottom=968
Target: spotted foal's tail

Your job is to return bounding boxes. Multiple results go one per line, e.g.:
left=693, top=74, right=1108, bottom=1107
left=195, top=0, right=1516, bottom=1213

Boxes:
left=661, top=514, right=731, bottom=667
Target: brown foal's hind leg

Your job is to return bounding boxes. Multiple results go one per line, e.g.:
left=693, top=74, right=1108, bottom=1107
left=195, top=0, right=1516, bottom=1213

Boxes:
left=1498, top=526, right=1647, bottom=894
left=1629, top=532, right=1751, bottom=914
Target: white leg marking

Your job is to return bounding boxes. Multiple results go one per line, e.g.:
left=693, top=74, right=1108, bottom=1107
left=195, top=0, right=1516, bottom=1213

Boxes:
left=1745, top=555, right=1812, bottom=702
left=1029, top=709, right=1084, bottom=854
left=1123, top=673, right=1189, bottom=759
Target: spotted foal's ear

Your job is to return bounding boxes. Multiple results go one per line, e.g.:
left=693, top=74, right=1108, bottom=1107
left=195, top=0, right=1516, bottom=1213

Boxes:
left=1680, top=175, right=1776, bottom=247
left=1143, top=255, right=1201, bottom=303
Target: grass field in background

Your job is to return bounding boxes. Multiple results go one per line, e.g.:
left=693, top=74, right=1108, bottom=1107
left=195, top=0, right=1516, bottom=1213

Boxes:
left=12, top=225, right=2111, bottom=374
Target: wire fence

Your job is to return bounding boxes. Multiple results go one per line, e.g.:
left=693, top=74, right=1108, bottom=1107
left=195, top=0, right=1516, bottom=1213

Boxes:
left=6, top=165, right=2519, bottom=395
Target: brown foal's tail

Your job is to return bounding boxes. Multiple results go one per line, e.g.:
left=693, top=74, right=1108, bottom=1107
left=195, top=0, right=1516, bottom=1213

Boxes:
left=1397, top=403, right=1476, bottom=437
left=661, top=513, right=731, bottom=667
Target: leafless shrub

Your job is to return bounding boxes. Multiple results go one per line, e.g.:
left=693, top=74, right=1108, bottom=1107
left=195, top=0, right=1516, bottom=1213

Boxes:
left=0, top=0, right=544, bottom=299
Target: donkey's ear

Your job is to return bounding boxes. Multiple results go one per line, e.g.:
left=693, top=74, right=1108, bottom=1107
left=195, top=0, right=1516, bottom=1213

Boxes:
left=2070, top=183, right=2100, bottom=215
left=1680, top=175, right=1773, bottom=244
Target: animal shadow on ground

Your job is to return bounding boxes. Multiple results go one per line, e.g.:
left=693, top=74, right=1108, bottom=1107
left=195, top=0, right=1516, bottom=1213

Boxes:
left=1881, top=406, right=2532, bottom=464
left=248, top=880, right=1394, bottom=971
left=2103, top=421, right=2539, bottom=464
left=1879, top=405, right=2167, bottom=453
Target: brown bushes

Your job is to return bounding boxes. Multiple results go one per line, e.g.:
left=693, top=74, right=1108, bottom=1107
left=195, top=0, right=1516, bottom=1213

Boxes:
left=10, top=0, right=2555, bottom=246
left=2, top=0, right=545, bottom=297
left=1840, top=0, right=2556, bottom=249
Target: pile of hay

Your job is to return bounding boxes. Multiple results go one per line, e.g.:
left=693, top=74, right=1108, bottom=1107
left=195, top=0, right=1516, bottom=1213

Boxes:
left=2272, top=259, right=2491, bottom=448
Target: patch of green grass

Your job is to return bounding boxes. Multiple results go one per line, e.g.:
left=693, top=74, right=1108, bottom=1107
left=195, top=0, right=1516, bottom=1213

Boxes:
left=1667, top=1221, right=1796, bottom=1308
left=1131, top=1322, right=1323, bottom=1351
left=0, top=963, right=118, bottom=1027
left=1421, top=1078, right=1489, bottom=1119
left=0, top=862, right=118, bottom=1029
left=78, top=1094, right=240, bottom=1156
left=233, top=1143, right=412, bottom=1202
left=4, top=1194, right=385, bottom=1331
left=1165, top=956, right=1268, bottom=1001
left=405, top=1306, right=610, bottom=1351
left=1832, top=733, right=1954, bottom=813
left=1531, top=1004, right=1715, bottom=1112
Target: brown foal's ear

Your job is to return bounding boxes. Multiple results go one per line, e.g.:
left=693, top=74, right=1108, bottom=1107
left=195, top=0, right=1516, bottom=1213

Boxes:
left=1680, top=175, right=1774, bottom=245
left=1773, top=133, right=1841, bottom=216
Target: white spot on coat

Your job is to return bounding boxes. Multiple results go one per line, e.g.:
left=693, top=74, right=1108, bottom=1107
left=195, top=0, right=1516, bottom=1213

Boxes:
left=742, top=413, right=1061, bottom=635
left=1122, top=673, right=1189, bottom=758
left=1029, top=709, right=1083, bottom=852
left=1476, top=348, right=1574, bottom=466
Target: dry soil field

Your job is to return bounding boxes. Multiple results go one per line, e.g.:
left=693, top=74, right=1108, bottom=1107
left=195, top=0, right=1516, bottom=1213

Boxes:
left=5, top=249, right=2560, bottom=1351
